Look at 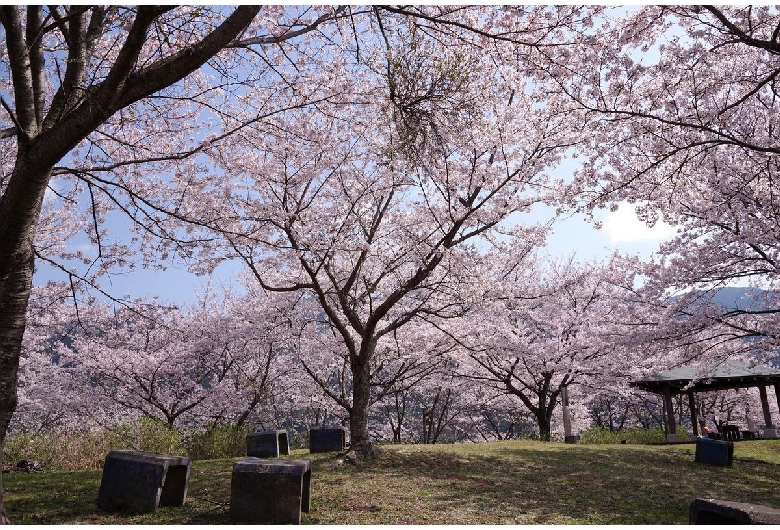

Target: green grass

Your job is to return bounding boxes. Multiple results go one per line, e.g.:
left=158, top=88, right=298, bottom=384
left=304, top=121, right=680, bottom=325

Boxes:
left=4, top=439, right=780, bottom=524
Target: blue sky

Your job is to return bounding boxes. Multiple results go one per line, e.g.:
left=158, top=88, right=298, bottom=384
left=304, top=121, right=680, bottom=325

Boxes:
left=549, top=203, right=675, bottom=261
left=532, top=203, right=675, bottom=268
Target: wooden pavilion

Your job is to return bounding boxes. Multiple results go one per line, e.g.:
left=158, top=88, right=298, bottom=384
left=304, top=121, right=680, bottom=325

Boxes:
left=629, top=360, right=780, bottom=442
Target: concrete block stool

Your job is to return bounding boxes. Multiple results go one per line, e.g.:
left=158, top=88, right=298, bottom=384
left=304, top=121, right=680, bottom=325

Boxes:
left=694, top=438, right=734, bottom=466
left=690, top=498, right=780, bottom=524
left=247, top=429, right=290, bottom=458
left=96, top=450, right=191, bottom=513
left=309, top=426, right=346, bottom=453
left=230, top=458, right=312, bottom=524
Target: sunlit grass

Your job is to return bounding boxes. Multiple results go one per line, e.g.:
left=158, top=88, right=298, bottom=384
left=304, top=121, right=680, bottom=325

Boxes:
left=4, top=439, right=780, bottom=524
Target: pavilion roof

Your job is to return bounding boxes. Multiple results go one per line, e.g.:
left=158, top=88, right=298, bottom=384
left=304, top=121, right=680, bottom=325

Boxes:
left=629, top=360, right=780, bottom=395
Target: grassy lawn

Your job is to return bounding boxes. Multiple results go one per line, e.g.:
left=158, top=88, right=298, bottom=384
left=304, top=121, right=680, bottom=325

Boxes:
left=4, top=439, right=780, bottom=524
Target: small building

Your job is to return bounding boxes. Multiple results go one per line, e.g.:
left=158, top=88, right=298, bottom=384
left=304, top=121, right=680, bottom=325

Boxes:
left=630, top=360, right=780, bottom=442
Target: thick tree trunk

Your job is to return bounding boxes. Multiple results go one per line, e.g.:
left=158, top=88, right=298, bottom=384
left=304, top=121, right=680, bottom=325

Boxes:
left=537, top=414, right=552, bottom=442
left=534, top=392, right=554, bottom=442
left=0, top=258, right=33, bottom=523
left=347, top=337, right=386, bottom=458
left=349, top=351, right=373, bottom=455
left=0, top=156, right=51, bottom=522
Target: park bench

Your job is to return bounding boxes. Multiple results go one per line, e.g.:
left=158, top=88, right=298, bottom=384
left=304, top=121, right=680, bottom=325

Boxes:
left=721, top=425, right=742, bottom=440
left=246, top=429, right=290, bottom=458
left=230, top=457, right=312, bottom=524
left=690, top=498, right=780, bottom=524
left=711, top=425, right=760, bottom=441
left=96, top=450, right=191, bottom=513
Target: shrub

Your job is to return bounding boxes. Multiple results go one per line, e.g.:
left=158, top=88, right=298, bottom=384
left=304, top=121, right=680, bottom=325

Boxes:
left=3, top=419, right=266, bottom=471
left=5, top=428, right=127, bottom=471
left=126, top=416, right=186, bottom=455
left=183, top=424, right=251, bottom=460
left=3, top=416, right=185, bottom=471
left=579, top=425, right=688, bottom=445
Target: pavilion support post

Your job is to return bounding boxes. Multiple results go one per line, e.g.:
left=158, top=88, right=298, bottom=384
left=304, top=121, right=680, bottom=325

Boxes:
left=775, top=383, right=780, bottom=423
left=663, top=386, right=680, bottom=442
left=759, top=386, right=778, bottom=439
left=561, top=386, right=572, bottom=439
left=688, top=390, right=699, bottom=437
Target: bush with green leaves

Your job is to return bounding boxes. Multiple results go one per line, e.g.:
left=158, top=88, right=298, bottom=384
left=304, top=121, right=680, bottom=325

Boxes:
left=183, top=424, right=251, bottom=461
left=2, top=418, right=267, bottom=471
left=579, top=425, right=689, bottom=445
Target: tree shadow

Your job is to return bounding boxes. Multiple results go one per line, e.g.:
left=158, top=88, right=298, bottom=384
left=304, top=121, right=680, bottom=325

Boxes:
left=354, top=443, right=780, bottom=524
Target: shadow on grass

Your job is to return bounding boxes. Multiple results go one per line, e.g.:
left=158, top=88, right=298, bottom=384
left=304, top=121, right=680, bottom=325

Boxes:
left=4, top=443, right=780, bottom=524
left=307, top=442, right=780, bottom=524
left=4, top=459, right=236, bottom=525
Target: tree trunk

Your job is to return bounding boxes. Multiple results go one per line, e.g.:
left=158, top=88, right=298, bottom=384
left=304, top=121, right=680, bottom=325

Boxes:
left=349, top=350, right=374, bottom=455
left=0, top=158, right=51, bottom=522
left=0, top=257, right=32, bottom=523
left=348, top=337, right=385, bottom=458
left=537, top=413, right=552, bottom=442
left=535, top=388, right=554, bottom=442
left=390, top=419, right=401, bottom=443
left=390, top=393, right=404, bottom=443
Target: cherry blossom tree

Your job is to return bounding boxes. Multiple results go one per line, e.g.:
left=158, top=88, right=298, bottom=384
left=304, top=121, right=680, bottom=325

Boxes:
left=451, top=253, right=639, bottom=441
left=375, top=371, right=472, bottom=445
left=371, top=325, right=544, bottom=444
left=17, top=283, right=306, bottom=436
left=544, top=6, right=780, bottom=366
left=369, top=325, right=465, bottom=444
left=11, top=282, right=88, bottom=434
left=459, top=387, right=540, bottom=442
left=210, top=10, right=591, bottom=454
left=217, top=289, right=303, bottom=430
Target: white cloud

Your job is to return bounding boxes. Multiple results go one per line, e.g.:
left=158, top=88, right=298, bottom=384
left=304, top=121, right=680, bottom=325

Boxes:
left=602, top=204, right=676, bottom=244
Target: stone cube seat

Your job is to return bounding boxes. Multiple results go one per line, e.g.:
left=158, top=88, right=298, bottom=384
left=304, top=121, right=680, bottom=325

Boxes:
left=96, top=450, right=191, bottom=513
left=690, top=498, right=780, bottom=524
left=309, top=426, right=346, bottom=453
left=694, top=438, right=734, bottom=466
left=230, top=457, right=312, bottom=524
left=247, top=429, right=290, bottom=458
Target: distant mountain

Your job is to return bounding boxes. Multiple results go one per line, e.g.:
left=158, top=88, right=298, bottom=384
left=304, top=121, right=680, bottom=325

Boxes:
left=673, top=286, right=775, bottom=312
left=696, top=287, right=780, bottom=368
left=708, top=287, right=765, bottom=311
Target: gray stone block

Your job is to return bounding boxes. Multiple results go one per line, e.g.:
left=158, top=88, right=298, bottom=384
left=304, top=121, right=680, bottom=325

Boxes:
left=230, top=457, right=312, bottom=524
left=690, top=498, right=780, bottom=524
left=247, top=430, right=290, bottom=458
left=309, top=426, right=346, bottom=453
left=96, top=450, right=191, bottom=513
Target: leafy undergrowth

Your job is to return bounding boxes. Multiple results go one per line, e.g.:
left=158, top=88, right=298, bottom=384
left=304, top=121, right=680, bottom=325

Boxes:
left=4, top=439, right=780, bottom=524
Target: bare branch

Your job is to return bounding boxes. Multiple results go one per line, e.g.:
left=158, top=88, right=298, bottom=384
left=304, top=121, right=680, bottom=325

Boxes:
left=230, top=7, right=347, bottom=47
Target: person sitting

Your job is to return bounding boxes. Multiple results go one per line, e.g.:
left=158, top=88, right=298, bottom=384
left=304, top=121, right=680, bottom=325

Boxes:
left=699, top=421, right=710, bottom=438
